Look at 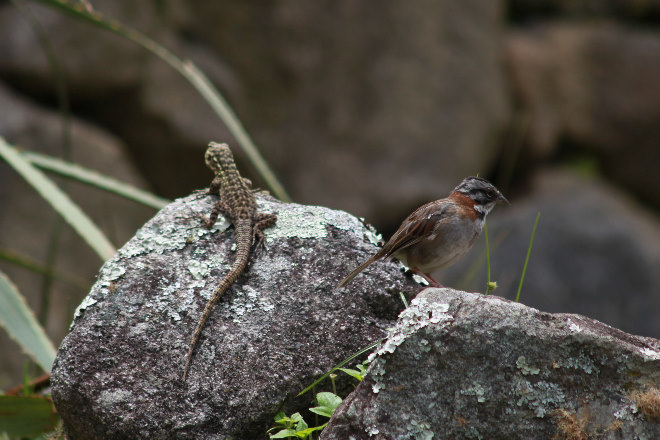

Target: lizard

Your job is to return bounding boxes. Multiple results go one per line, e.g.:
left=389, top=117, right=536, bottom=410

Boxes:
left=182, top=142, right=277, bottom=381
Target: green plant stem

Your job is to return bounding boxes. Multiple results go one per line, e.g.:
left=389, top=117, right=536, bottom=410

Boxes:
left=515, top=212, right=540, bottom=302
left=399, top=291, right=409, bottom=308
left=298, top=340, right=381, bottom=396
left=329, top=374, right=337, bottom=396
left=484, top=221, right=491, bottom=294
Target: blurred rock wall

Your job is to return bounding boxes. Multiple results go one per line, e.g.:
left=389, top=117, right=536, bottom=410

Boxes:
left=1, top=0, right=659, bottom=385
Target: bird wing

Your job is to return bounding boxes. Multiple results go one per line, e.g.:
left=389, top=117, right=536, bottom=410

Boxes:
left=380, top=202, right=456, bottom=258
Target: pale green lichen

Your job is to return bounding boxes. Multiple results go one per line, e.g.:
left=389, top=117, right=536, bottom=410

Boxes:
left=97, top=388, right=132, bottom=409
left=555, top=351, right=600, bottom=374
left=419, top=338, right=431, bottom=352
left=369, top=302, right=449, bottom=356
left=72, top=260, right=125, bottom=324
left=359, top=219, right=382, bottom=246
left=463, top=425, right=483, bottom=440
left=461, top=381, right=487, bottom=403
left=368, top=358, right=387, bottom=394
left=263, top=201, right=363, bottom=241
left=228, top=285, right=276, bottom=322
left=120, top=221, right=201, bottom=258
left=408, top=419, right=434, bottom=440
left=613, top=401, right=636, bottom=421
left=515, top=378, right=566, bottom=417
left=187, top=260, right=210, bottom=280
left=106, top=264, right=126, bottom=282
left=72, top=294, right=98, bottom=325
left=639, top=347, right=660, bottom=361
left=366, top=426, right=380, bottom=436
left=567, top=318, right=583, bottom=333
left=367, top=294, right=453, bottom=394
left=516, top=356, right=541, bottom=375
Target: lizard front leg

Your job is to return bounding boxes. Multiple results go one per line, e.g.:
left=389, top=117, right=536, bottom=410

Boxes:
left=203, top=199, right=233, bottom=229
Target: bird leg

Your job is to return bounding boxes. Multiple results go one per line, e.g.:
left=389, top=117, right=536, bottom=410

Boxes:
left=411, top=268, right=443, bottom=287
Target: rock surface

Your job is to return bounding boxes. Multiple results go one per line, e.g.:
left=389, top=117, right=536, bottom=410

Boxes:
left=321, top=288, right=660, bottom=440
left=51, top=193, right=418, bottom=440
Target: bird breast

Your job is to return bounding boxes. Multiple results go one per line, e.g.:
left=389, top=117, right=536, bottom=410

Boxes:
left=395, top=212, right=484, bottom=274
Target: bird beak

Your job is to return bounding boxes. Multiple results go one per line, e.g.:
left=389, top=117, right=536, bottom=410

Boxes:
left=499, top=194, right=510, bottom=205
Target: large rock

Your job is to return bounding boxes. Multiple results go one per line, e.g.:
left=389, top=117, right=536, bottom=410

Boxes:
left=443, top=169, right=660, bottom=339
left=507, top=22, right=660, bottom=206
left=0, top=1, right=155, bottom=93
left=51, top=192, right=417, bottom=439
left=321, top=288, right=660, bottom=439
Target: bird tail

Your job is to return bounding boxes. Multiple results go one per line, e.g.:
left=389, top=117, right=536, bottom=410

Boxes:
left=337, top=255, right=379, bottom=288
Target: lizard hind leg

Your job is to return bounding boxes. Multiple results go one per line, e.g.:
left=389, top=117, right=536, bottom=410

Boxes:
left=252, top=212, right=277, bottom=251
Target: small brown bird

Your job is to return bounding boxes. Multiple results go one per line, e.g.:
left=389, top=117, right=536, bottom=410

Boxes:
left=337, top=176, right=507, bottom=288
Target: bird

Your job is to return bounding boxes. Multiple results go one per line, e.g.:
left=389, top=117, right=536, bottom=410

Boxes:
left=337, top=176, right=507, bottom=288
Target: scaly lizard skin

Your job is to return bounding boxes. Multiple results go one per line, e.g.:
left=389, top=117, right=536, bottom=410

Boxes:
left=182, top=142, right=277, bottom=381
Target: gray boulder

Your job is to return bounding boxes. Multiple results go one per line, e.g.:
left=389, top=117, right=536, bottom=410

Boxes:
left=50, top=193, right=417, bottom=439
left=321, top=288, right=660, bottom=440
left=507, top=22, right=660, bottom=205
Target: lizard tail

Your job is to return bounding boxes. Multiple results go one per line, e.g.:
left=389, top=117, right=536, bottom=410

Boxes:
left=336, top=255, right=381, bottom=288
left=182, top=223, right=253, bottom=381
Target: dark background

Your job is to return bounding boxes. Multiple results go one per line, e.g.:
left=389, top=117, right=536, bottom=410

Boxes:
left=1, top=0, right=659, bottom=387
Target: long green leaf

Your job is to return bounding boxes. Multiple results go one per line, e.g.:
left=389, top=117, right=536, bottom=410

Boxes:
left=0, top=137, right=116, bottom=260
left=484, top=221, right=491, bottom=293
left=0, top=247, right=89, bottom=289
left=515, top=212, right=540, bottom=302
left=0, top=395, right=58, bottom=437
left=0, top=272, right=56, bottom=372
left=23, top=151, right=170, bottom=209
left=29, top=0, right=291, bottom=202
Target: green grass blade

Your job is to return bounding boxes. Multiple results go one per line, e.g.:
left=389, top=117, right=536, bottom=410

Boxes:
left=515, top=212, right=540, bottom=302
left=398, top=291, right=409, bottom=308
left=456, top=230, right=508, bottom=290
left=298, top=339, right=382, bottom=397
left=0, top=248, right=89, bottom=290
left=484, top=221, right=491, bottom=294
left=0, top=138, right=116, bottom=260
left=0, top=271, right=57, bottom=372
left=23, top=151, right=170, bottom=209
left=28, top=0, right=292, bottom=202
